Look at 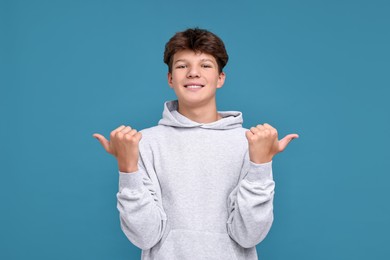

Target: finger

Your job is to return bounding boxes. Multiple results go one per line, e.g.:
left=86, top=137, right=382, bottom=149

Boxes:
left=111, top=125, right=126, bottom=138
left=124, top=129, right=138, bottom=138
left=245, top=130, right=253, bottom=139
left=114, top=125, right=126, bottom=132
left=121, top=126, right=133, bottom=134
left=125, top=130, right=141, bottom=143
left=93, top=133, right=111, bottom=153
left=278, top=134, right=299, bottom=152
left=263, top=123, right=277, bottom=136
left=128, top=129, right=137, bottom=136
left=256, top=124, right=265, bottom=130
left=263, top=123, right=274, bottom=130
left=134, top=132, right=142, bottom=142
left=250, top=127, right=259, bottom=134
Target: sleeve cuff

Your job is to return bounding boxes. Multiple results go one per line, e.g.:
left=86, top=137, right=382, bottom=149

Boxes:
left=245, top=161, right=273, bottom=182
left=119, top=171, right=143, bottom=190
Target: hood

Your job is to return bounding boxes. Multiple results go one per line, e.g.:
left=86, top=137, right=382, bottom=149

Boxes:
left=158, top=100, right=243, bottom=130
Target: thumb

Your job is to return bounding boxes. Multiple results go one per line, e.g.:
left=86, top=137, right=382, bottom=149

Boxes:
left=93, top=133, right=111, bottom=153
left=278, top=134, right=299, bottom=152
left=245, top=130, right=253, bottom=140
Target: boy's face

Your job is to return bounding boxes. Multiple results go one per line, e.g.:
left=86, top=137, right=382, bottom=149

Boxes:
left=168, top=49, right=225, bottom=108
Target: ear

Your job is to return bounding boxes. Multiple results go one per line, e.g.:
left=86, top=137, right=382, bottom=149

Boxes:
left=216, top=72, right=226, bottom=89
left=167, top=72, right=173, bottom=88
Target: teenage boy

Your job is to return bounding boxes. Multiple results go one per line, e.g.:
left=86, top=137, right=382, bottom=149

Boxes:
left=93, top=28, right=298, bottom=260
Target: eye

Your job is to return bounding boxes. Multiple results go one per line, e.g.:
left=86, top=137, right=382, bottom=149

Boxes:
left=201, top=64, right=213, bottom=68
left=175, top=64, right=187, bottom=69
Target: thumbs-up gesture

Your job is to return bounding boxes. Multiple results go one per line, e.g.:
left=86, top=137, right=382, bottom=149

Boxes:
left=93, top=125, right=142, bottom=173
left=245, top=123, right=298, bottom=164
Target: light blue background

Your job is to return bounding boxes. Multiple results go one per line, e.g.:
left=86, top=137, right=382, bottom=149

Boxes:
left=1, top=0, right=389, bottom=259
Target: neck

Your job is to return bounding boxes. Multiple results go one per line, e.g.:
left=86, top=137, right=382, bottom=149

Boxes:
left=177, top=100, right=221, bottom=123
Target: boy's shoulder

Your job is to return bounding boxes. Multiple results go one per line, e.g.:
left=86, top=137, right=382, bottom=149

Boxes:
left=138, top=124, right=172, bottom=143
left=139, top=124, right=163, bottom=135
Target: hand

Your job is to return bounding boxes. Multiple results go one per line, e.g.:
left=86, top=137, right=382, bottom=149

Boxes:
left=245, top=123, right=298, bottom=164
left=93, top=125, right=142, bottom=173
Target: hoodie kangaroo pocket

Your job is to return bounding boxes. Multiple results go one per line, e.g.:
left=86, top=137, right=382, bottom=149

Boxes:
left=155, top=229, right=238, bottom=260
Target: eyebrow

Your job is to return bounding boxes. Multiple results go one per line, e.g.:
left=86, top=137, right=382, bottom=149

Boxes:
left=174, top=59, right=216, bottom=64
left=200, top=59, right=215, bottom=63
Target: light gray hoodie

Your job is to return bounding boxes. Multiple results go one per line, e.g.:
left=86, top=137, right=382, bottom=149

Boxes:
left=117, top=100, right=275, bottom=260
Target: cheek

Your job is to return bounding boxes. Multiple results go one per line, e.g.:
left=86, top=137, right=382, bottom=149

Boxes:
left=170, top=71, right=182, bottom=81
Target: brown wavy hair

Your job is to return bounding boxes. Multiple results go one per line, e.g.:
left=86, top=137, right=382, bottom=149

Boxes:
left=164, top=28, right=229, bottom=73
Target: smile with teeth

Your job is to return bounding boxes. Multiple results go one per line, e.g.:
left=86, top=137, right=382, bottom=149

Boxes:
left=185, top=85, right=204, bottom=89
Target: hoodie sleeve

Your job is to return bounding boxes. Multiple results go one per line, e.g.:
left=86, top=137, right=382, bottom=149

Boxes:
left=116, top=144, right=167, bottom=250
left=226, top=155, right=275, bottom=248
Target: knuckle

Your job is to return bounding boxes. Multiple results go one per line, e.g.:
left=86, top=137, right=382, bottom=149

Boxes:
left=110, top=131, right=116, bottom=138
left=130, top=138, right=139, bottom=144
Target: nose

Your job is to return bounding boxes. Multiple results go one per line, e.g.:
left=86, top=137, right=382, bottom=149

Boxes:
left=186, top=66, right=200, bottom=78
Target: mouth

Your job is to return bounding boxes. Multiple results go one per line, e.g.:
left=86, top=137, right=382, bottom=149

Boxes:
left=184, top=84, right=204, bottom=89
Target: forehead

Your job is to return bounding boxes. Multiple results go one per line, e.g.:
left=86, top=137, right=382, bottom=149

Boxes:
left=173, top=49, right=217, bottom=63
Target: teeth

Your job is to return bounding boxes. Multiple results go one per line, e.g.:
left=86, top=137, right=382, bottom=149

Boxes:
left=186, top=85, right=202, bottom=89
